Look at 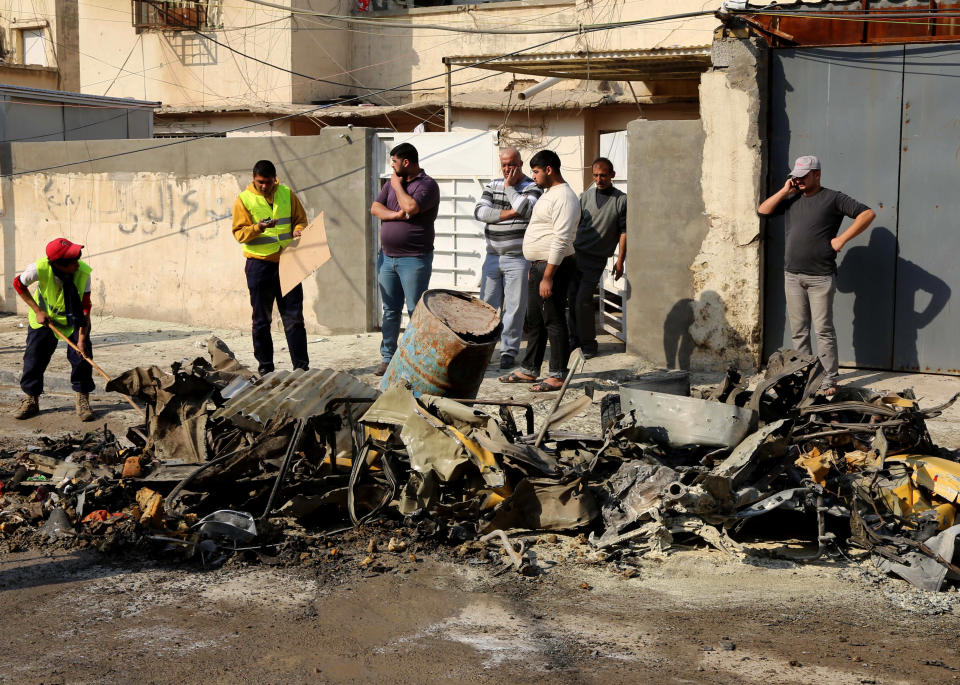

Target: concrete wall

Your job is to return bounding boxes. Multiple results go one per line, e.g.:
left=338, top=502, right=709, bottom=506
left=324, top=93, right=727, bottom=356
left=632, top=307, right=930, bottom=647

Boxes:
left=54, top=0, right=80, bottom=92
left=694, top=39, right=767, bottom=370
left=0, top=64, right=59, bottom=90
left=353, top=0, right=720, bottom=106
left=155, top=113, right=296, bottom=138
left=452, top=108, right=587, bottom=191
left=626, top=119, right=709, bottom=369
left=62, top=0, right=350, bottom=107
left=451, top=102, right=699, bottom=194
left=0, top=128, right=374, bottom=335
left=626, top=38, right=766, bottom=371
left=291, top=0, right=352, bottom=104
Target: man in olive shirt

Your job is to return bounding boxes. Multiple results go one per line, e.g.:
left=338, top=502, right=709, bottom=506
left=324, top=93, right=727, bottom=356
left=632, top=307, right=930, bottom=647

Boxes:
left=568, top=157, right=627, bottom=359
left=758, top=155, right=875, bottom=395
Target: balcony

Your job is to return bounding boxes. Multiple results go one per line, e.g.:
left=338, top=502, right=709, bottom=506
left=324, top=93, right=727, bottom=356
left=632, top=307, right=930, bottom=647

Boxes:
left=131, top=0, right=215, bottom=32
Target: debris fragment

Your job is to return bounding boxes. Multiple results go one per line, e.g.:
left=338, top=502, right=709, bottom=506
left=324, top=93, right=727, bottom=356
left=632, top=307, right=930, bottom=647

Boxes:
left=1, top=342, right=959, bottom=598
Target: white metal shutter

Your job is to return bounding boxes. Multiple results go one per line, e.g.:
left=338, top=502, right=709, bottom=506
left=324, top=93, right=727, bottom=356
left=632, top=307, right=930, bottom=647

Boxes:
left=372, top=131, right=499, bottom=326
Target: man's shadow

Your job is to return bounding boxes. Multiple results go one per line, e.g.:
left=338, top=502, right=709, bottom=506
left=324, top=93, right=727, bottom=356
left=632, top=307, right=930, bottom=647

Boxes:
left=837, top=227, right=951, bottom=370
left=663, top=298, right=695, bottom=369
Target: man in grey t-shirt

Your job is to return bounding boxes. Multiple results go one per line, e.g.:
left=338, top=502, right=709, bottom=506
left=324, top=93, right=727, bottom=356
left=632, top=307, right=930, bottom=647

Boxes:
left=568, top=157, right=627, bottom=358
left=758, top=155, right=876, bottom=395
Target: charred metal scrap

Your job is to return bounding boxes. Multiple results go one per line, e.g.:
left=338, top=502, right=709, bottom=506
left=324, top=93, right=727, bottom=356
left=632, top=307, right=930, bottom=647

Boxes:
left=3, top=341, right=960, bottom=592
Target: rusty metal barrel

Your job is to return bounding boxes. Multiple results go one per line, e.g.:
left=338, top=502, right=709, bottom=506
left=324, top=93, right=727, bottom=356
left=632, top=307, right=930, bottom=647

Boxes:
left=380, top=289, right=502, bottom=398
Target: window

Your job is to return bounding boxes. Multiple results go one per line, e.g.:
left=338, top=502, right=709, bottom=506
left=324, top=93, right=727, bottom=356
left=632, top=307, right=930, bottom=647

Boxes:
left=132, top=1, right=211, bottom=31
left=21, top=29, right=47, bottom=66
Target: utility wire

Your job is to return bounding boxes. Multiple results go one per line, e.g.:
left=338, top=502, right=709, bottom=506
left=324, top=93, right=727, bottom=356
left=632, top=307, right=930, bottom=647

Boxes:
left=243, top=0, right=716, bottom=35
left=1, top=6, right=721, bottom=179
left=192, top=25, right=440, bottom=92
left=0, top=30, right=579, bottom=178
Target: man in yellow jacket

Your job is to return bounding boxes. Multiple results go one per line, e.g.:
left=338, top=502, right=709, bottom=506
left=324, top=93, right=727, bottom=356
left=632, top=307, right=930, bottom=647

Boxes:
left=12, top=238, right=95, bottom=421
left=232, top=160, right=309, bottom=375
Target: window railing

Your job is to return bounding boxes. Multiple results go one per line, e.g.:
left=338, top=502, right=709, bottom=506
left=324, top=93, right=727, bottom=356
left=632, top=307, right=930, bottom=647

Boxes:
left=132, top=0, right=214, bottom=31
left=358, top=0, right=511, bottom=13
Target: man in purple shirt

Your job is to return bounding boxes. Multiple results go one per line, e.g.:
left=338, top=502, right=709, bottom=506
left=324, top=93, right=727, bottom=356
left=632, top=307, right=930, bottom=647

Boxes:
left=369, top=142, right=440, bottom=376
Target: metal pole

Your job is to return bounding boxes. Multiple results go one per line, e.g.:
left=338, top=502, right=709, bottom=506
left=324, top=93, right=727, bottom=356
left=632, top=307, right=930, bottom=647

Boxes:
left=533, top=349, right=585, bottom=448
left=444, top=61, right=452, bottom=132
left=46, top=323, right=145, bottom=417
left=260, top=418, right=306, bottom=522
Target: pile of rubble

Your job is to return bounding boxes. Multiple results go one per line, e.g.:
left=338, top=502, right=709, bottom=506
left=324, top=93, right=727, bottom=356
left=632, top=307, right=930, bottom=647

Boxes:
left=2, top=338, right=959, bottom=591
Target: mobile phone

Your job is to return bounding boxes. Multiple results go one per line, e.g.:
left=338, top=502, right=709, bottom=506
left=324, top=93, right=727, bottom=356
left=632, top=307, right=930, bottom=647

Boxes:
left=261, top=218, right=277, bottom=228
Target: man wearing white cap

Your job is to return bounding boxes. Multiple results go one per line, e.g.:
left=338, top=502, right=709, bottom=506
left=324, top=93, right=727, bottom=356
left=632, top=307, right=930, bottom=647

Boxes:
left=758, top=155, right=876, bottom=395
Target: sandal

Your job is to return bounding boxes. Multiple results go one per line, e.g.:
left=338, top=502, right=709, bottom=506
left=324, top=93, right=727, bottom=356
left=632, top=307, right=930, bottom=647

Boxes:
left=530, top=379, right=563, bottom=393
left=499, top=371, right=537, bottom=384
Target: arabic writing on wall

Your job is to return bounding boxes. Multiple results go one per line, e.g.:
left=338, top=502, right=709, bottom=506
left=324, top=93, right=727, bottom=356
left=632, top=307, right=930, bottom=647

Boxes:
left=21, top=173, right=239, bottom=240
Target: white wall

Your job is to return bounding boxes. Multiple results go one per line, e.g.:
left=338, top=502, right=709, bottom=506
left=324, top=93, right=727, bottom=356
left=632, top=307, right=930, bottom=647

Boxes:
left=452, top=108, right=587, bottom=192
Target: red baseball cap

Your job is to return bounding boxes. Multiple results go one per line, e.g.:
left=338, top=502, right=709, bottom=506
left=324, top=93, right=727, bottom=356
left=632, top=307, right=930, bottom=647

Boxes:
left=46, top=238, right=83, bottom=261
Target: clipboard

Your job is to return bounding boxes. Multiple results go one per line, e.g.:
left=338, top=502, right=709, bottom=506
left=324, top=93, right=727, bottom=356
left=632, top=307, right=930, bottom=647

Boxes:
left=279, top=212, right=331, bottom=296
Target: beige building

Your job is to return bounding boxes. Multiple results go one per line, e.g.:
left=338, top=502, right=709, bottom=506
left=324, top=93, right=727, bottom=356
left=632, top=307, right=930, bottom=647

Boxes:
left=4, top=2, right=773, bottom=373
left=1, top=0, right=720, bottom=186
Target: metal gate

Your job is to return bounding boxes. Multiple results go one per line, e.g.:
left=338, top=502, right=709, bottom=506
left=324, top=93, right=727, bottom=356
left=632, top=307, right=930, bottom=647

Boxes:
left=765, top=44, right=959, bottom=374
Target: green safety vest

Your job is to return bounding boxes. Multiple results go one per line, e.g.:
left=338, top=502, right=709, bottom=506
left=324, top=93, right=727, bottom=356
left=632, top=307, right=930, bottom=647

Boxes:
left=28, top=257, right=92, bottom=337
left=238, top=184, right=294, bottom=257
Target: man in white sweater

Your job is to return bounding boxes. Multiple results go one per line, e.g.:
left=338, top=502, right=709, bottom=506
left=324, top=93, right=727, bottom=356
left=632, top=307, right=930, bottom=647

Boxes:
left=499, top=149, right=579, bottom=392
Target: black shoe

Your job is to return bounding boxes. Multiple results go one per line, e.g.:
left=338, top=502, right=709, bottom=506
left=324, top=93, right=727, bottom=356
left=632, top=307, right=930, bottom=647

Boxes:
left=374, top=361, right=389, bottom=376
left=499, top=355, right=515, bottom=370
left=580, top=344, right=598, bottom=360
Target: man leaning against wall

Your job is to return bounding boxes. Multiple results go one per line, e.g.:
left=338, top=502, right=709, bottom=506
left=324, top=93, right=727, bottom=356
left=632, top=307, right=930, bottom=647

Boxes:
left=758, top=155, right=875, bottom=396
left=232, top=159, right=310, bottom=376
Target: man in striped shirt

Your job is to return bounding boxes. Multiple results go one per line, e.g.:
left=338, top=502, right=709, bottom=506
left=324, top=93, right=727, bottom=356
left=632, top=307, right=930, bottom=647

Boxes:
left=473, top=148, right=542, bottom=369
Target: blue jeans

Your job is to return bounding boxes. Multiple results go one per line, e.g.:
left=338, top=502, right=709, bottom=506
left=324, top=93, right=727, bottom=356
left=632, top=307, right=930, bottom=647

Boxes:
left=378, top=251, right=433, bottom=362
left=480, top=254, right=530, bottom=358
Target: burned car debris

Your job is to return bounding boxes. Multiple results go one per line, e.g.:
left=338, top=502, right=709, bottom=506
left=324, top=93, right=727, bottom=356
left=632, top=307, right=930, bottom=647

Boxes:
left=2, top=339, right=960, bottom=594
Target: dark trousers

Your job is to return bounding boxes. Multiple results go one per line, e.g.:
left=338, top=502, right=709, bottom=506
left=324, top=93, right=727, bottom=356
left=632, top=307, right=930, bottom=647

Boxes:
left=567, top=253, right=607, bottom=353
left=520, top=256, right=575, bottom=379
left=245, top=258, right=309, bottom=375
left=21, top=324, right=94, bottom=396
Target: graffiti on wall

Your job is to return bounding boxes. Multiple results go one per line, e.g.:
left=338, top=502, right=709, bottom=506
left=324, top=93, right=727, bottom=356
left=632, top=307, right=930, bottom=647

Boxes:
left=23, top=173, right=239, bottom=241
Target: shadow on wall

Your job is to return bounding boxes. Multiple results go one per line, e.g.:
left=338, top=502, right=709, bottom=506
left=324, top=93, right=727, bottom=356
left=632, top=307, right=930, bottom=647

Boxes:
left=837, top=227, right=951, bottom=371
left=663, top=291, right=748, bottom=371
left=663, top=298, right=694, bottom=370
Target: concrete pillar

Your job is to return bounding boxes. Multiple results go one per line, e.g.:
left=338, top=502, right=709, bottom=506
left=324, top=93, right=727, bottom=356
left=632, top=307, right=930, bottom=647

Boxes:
left=625, top=118, right=708, bottom=370
left=693, top=38, right=768, bottom=370
left=625, top=38, right=767, bottom=371
left=55, top=0, right=80, bottom=93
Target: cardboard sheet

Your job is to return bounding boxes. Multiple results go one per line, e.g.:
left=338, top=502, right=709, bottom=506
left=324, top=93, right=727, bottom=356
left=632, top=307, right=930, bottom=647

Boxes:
left=279, top=212, right=331, bottom=296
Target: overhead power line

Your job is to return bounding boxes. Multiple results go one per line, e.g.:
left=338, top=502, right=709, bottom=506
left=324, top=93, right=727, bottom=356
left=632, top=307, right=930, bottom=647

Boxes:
left=0, top=7, right=722, bottom=178
left=243, top=0, right=715, bottom=35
